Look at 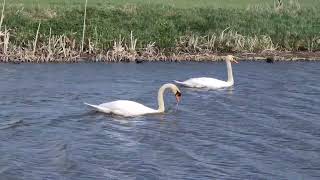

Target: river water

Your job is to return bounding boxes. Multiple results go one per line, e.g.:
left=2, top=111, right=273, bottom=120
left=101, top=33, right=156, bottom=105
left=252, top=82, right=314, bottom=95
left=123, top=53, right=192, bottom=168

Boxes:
left=0, top=62, right=319, bottom=179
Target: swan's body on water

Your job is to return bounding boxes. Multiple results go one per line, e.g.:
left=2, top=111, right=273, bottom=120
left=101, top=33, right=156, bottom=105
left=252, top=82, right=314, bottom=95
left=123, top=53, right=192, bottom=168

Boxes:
left=84, top=101, right=158, bottom=116
left=85, top=83, right=181, bottom=117
left=175, top=55, right=238, bottom=89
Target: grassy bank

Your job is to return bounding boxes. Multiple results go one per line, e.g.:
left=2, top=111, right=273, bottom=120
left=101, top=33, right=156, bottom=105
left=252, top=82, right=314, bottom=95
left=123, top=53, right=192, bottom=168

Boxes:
left=10, top=0, right=320, bottom=9
left=1, top=0, right=320, bottom=62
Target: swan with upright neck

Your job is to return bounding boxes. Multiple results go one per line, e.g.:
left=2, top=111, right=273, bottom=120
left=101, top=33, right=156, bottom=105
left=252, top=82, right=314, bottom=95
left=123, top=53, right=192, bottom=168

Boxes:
left=84, top=83, right=181, bottom=117
left=175, top=55, right=238, bottom=89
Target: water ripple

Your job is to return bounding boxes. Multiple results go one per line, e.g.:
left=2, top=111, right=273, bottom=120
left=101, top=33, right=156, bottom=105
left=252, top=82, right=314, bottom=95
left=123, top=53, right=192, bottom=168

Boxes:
left=0, top=62, right=320, bottom=179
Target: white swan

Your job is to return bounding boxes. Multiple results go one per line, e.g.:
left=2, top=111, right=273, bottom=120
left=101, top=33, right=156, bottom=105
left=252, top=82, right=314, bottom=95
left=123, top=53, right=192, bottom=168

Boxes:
left=84, top=83, right=182, bottom=117
left=175, top=55, right=238, bottom=89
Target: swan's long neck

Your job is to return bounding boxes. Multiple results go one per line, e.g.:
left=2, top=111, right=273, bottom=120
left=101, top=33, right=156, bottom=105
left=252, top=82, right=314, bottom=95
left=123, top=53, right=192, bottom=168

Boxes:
left=157, top=84, right=174, bottom=112
left=226, top=59, right=234, bottom=85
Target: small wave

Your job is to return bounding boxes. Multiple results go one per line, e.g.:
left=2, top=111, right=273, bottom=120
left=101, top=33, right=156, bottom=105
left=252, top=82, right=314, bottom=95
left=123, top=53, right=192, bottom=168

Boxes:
left=0, top=166, right=10, bottom=174
left=171, top=143, right=216, bottom=168
left=0, top=119, right=24, bottom=130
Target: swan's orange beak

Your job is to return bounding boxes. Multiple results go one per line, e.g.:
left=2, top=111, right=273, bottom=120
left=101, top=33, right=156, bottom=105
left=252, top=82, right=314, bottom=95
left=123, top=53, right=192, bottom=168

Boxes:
left=175, top=91, right=182, bottom=102
left=232, top=56, right=239, bottom=63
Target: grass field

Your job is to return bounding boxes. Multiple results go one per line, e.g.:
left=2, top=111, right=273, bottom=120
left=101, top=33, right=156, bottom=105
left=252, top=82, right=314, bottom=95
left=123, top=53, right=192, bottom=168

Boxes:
left=9, top=0, right=320, bottom=9
left=1, top=0, right=320, bottom=62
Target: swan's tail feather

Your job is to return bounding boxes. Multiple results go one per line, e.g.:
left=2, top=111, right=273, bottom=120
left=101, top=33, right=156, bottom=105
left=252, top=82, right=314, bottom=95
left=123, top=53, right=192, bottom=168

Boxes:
left=84, top=102, right=110, bottom=113
left=174, top=80, right=185, bottom=85
left=84, top=102, right=98, bottom=108
left=174, top=80, right=190, bottom=87
left=84, top=103, right=100, bottom=109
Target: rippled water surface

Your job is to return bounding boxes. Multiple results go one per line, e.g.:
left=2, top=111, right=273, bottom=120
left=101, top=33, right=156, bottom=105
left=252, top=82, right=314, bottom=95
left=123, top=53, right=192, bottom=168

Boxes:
left=0, top=62, right=320, bottom=179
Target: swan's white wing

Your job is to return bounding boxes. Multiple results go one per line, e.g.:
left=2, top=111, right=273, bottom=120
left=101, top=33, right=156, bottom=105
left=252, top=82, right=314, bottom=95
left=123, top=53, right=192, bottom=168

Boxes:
left=174, top=80, right=205, bottom=88
left=85, top=100, right=158, bottom=117
left=175, top=77, right=230, bottom=89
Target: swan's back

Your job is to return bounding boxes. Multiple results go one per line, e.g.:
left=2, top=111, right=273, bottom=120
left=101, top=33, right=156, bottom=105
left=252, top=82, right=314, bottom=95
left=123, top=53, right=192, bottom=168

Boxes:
left=177, top=77, right=230, bottom=89
left=90, top=100, right=158, bottom=117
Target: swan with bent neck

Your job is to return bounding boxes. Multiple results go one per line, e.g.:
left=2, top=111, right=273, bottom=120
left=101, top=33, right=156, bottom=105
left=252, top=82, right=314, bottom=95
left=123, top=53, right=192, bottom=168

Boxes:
left=175, top=55, right=238, bottom=89
left=85, top=83, right=181, bottom=117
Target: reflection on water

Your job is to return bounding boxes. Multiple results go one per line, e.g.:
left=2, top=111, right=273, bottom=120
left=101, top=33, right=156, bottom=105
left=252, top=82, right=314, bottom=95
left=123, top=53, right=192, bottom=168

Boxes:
left=0, top=62, right=320, bottom=179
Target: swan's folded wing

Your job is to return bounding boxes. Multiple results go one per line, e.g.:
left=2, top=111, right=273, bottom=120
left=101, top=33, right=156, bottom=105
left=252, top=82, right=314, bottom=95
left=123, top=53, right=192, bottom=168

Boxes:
left=91, top=100, right=157, bottom=117
left=198, top=78, right=230, bottom=88
left=175, top=78, right=207, bottom=88
left=182, top=77, right=229, bottom=88
left=108, top=100, right=157, bottom=116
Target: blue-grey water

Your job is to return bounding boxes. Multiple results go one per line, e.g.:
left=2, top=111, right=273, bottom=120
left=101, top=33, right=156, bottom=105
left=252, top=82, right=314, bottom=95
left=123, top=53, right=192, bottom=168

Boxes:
left=0, top=62, right=319, bottom=179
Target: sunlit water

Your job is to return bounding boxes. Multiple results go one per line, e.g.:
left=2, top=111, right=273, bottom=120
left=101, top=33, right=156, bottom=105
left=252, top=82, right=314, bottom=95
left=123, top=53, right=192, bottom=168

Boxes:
left=0, top=62, right=319, bottom=179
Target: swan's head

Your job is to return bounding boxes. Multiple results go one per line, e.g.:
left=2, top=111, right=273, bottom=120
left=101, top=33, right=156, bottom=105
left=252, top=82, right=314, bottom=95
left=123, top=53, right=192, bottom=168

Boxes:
left=175, top=89, right=182, bottom=102
left=173, top=86, right=182, bottom=103
left=169, top=84, right=182, bottom=102
left=160, top=83, right=182, bottom=103
left=226, top=55, right=239, bottom=63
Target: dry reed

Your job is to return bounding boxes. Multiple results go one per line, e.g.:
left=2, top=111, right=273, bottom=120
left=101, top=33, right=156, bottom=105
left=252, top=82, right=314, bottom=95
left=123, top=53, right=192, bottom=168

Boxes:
left=81, top=0, right=88, bottom=53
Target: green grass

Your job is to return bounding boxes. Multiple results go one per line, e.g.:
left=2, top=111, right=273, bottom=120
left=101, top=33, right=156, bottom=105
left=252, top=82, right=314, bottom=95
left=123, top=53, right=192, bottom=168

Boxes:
left=3, top=0, right=320, bottom=53
left=10, top=0, right=320, bottom=9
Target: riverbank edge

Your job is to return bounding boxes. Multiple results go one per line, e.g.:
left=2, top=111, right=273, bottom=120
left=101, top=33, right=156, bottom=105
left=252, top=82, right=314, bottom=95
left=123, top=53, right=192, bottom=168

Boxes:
left=2, top=1, right=320, bottom=64
left=3, top=1, right=320, bottom=56
left=1, top=51, right=320, bottom=63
